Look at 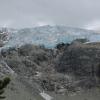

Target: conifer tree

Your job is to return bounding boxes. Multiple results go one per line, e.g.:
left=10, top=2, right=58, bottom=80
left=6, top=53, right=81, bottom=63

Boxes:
left=0, top=77, right=11, bottom=99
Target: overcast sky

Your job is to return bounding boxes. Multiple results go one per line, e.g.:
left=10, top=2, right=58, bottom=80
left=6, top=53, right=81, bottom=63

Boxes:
left=0, top=0, right=100, bottom=29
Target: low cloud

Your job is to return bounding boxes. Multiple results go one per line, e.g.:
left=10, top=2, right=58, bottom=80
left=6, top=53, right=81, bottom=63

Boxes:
left=0, top=0, right=100, bottom=28
left=35, top=21, right=55, bottom=27
left=0, top=20, right=14, bottom=28
left=83, top=20, right=100, bottom=31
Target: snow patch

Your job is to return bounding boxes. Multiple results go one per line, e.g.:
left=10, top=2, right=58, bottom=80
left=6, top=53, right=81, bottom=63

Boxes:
left=40, top=91, right=53, bottom=100
left=35, top=72, right=42, bottom=77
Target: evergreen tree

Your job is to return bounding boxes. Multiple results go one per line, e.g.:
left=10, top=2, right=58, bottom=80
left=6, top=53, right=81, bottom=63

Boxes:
left=0, top=77, right=11, bottom=99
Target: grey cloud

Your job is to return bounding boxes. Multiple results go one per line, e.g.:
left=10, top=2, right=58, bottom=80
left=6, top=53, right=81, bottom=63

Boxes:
left=0, top=0, right=100, bottom=28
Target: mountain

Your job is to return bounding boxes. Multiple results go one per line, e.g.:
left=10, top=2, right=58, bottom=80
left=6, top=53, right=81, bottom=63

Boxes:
left=1, top=26, right=100, bottom=100
left=1, top=41, right=100, bottom=100
left=3, top=25, right=100, bottom=48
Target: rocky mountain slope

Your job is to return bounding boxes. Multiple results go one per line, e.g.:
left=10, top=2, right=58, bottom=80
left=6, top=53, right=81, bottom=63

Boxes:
left=56, top=42, right=100, bottom=77
left=0, top=40, right=100, bottom=100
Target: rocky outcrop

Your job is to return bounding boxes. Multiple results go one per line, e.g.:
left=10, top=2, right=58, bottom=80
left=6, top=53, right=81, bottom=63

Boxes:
left=56, top=42, right=100, bottom=80
left=0, top=30, right=9, bottom=47
left=0, top=61, right=15, bottom=80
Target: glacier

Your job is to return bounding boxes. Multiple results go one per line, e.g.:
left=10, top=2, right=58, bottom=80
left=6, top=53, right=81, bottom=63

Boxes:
left=2, top=25, right=100, bottom=48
